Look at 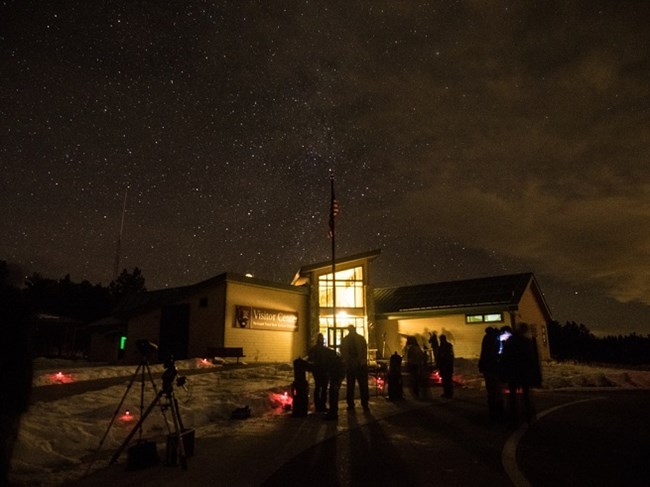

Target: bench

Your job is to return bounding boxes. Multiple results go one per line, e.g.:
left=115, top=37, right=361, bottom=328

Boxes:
left=207, top=346, right=245, bottom=363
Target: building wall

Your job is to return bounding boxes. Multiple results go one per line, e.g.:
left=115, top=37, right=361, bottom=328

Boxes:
left=125, top=308, right=162, bottom=363
left=376, top=286, right=552, bottom=362
left=123, top=279, right=307, bottom=364
left=379, top=314, right=505, bottom=360
left=187, top=282, right=227, bottom=357
left=515, top=285, right=551, bottom=360
left=89, top=332, right=122, bottom=363
left=224, top=281, right=308, bottom=362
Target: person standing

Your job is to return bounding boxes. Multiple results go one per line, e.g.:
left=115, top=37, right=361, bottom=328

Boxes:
left=428, top=331, right=440, bottom=368
left=340, top=325, right=370, bottom=411
left=478, top=327, right=504, bottom=421
left=404, top=336, right=425, bottom=399
left=500, top=323, right=538, bottom=424
left=321, top=345, right=345, bottom=420
left=438, top=335, right=454, bottom=398
left=307, top=333, right=329, bottom=412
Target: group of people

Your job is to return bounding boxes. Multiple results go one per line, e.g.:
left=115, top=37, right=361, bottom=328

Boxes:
left=479, top=323, right=541, bottom=423
left=307, top=325, right=370, bottom=420
left=306, top=323, right=540, bottom=424
left=404, top=332, right=455, bottom=399
left=307, top=325, right=458, bottom=422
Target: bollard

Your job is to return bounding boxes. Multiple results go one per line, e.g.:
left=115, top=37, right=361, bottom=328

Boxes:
left=387, top=352, right=403, bottom=401
left=291, top=357, right=310, bottom=417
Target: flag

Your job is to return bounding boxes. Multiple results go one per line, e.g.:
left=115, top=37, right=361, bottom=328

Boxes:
left=328, top=175, right=340, bottom=239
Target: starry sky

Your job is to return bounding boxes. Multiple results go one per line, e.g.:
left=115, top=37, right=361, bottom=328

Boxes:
left=1, top=1, right=648, bottom=336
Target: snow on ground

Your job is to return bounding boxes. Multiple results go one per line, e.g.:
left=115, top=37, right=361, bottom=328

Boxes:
left=10, top=357, right=650, bottom=486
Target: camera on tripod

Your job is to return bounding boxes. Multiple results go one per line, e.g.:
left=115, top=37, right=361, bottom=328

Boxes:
left=136, top=339, right=158, bottom=356
left=162, top=356, right=187, bottom=394
left=106, top=350, right=193, bottom=470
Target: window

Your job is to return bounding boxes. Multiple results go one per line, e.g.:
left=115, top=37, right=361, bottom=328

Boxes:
left=318, top=266, right=364, bottom=308
left=484, top=313, right=503, bottom=323
left=466, top=313, right=503, bottom=324
left=466, top=315, right=484, bottom=323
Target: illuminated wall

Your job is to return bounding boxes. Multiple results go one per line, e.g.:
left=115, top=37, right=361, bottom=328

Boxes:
left=375, top=283, right=551, bottom=361
left=224, top=280, right=308, bottom=362
left=120, top=274, right=308, bottom=364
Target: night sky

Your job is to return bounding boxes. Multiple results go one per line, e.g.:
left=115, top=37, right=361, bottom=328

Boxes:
left=1, top=1, right=648, bottom=336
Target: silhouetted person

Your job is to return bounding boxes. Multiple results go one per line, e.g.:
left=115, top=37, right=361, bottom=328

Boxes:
left=479, top=327, right=504, bottom=421
left=428, top=331, right=440, bottom=367
left=404, top=336, right=425, bottom=398
left=340, top=325, right=369, bottom=411
left=438, top=335, right=454, bottom=398
left=500, top=323, right=538, bottom=424
left=307, top=333, right=329, bottom=412
left=321, top=346, right=345, bottom=420
left=0, top=270, right=33, bottom=485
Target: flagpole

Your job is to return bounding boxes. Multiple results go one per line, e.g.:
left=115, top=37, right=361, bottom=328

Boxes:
left=330, top=172, right=337, bottom=336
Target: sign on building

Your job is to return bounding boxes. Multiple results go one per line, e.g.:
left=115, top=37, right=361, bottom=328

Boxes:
left=234, top=305, right=298, bottom=331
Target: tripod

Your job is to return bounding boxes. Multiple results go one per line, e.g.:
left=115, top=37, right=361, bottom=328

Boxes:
left=86, top=350, right=165, bottom=476
left=110, top=360, right=189, bottom=470
left=102, top=356, right=161, bottom=443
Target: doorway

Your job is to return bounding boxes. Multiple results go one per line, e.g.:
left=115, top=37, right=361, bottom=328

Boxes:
left=159, top=303, right=190, bottom=362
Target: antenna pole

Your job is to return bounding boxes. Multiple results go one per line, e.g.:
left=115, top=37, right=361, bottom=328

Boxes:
left=114, top=188, right=128, bottom=279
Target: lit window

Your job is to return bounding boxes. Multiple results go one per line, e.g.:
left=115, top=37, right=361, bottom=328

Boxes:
left=485, top=313, right=503, bottom=323
left=466, top=313, right=504, bottom=324
left=318, top=266, right=364, bottom=308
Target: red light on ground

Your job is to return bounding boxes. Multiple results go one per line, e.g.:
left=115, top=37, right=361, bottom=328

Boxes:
left=199, top=358, right=212, bottom=366
left=374, top=376, right=386, bottom=393
left=269, top=391, right=293, bottom=410
left=119, top=410, right=134, bottom=422
left=50, top=372, right=74, bottom=384
left=429, top=370, right=442, bottom=384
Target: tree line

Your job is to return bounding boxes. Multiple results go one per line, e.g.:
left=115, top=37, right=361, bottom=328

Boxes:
left=0, top=260, right=146, bottom=323
left=547, top=320, right=650, bottom=365
left=1, top=261, right=147, bottom=357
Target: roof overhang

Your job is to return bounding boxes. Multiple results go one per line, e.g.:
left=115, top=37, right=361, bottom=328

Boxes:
left=292, top=249, right=381, bottom=285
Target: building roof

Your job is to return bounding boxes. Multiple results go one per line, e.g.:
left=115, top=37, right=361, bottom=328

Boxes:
left=292, top=249, right=381, bottom=285
left=374, top=272, right=551, bottom=317
left=113, top=272, right=306, bottom=319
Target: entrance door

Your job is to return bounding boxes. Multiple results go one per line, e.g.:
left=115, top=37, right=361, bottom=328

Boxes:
left=322, top=317, right=366, bottom=353
left=327, top=327, right=348, bottom=353
left=159, top=304, right=190, bottom=362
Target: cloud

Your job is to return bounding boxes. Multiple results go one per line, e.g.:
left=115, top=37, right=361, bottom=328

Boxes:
left=405, top=176, right=650, bottom=305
